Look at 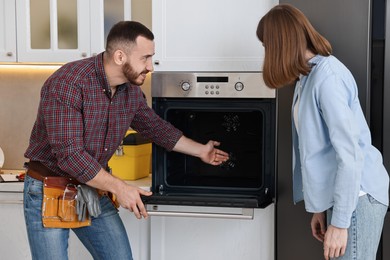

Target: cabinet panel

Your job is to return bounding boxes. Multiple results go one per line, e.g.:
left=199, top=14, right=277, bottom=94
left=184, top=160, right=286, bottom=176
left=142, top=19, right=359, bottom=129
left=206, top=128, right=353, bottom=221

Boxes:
left=0, top=192, right=30, bottom=259
left=16, top=0, right=90, bottom=63
left=90, top=0, right=132, bottom=56
left=13, top=0, right=132, bottom=63
left=119, top=207, right=150, bottom=260
left=149, top=204, right=275, bottom=260
left=0, top=191, right=93, bottom=259
left=152, top=0, right=278, bottom=72
left=0, top=0, right=17, bottom=61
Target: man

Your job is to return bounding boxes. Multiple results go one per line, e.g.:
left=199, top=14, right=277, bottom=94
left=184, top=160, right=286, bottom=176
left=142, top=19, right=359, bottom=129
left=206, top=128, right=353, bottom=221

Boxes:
left=24, top=21, right=229, bottom=259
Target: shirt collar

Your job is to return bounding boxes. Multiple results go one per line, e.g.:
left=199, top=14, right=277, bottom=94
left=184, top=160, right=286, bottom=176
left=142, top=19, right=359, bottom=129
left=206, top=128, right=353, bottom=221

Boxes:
left=95, top=53, right=111, bottom=94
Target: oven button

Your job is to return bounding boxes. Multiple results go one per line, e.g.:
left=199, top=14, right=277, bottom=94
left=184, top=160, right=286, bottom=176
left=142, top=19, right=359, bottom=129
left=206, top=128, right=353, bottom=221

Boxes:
left=210, top=91, right=214, bottom=95
left=235, top=82, right=244, bottom=91
left=181, top=81, right=191, bottom=91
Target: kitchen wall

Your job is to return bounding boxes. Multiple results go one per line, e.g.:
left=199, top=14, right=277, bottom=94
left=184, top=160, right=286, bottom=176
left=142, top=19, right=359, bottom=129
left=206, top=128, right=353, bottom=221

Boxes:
left=0, top=0, right=152, bottom=169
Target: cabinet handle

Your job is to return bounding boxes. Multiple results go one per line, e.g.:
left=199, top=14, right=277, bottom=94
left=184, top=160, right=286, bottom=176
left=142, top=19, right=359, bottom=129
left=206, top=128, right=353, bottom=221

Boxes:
left=154, top=60, right=160, bottom=65
left=6, top=52, right=13, bottom=57
left=0, top=200, right=23, bottom=204
left=81, top=52, right=88, bottom=57
left=147, top=208, right=254, bottom=220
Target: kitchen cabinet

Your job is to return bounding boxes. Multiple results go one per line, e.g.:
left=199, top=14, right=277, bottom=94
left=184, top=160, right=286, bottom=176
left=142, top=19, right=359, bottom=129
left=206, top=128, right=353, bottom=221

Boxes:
left=119, top=207, right=151, bottom=260
left=0, top=191, right=30, bottom=259
left=148, top=204, right=275, bottom=260
left=5, top=0, right=131, bottom=63
left=0, top=188, right=92, bottom=259
left=152, top=0, right=278, bottom=72
left=0, top=177, right=150, bottom=260
left=0, top=0, right=16, bottom=62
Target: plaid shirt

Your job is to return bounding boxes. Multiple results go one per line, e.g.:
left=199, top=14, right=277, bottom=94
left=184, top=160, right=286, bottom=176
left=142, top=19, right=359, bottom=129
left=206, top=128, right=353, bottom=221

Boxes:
left=25, top=53, right=182, bottom=183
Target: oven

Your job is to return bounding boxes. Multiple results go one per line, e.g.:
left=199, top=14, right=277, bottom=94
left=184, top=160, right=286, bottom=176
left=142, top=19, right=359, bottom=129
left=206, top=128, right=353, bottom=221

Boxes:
left=144, top=72, right=276, bottom=210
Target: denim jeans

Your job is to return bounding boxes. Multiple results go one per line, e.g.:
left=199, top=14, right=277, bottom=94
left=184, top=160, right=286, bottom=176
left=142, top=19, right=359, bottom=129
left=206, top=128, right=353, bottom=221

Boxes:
left=327, top=194, right=387, bottom=260
left=23, top=175, right=133, bottom=260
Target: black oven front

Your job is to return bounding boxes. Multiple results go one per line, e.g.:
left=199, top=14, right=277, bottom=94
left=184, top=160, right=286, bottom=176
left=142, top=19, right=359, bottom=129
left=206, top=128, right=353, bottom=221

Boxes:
left=145, top=72, right=276, bottom=208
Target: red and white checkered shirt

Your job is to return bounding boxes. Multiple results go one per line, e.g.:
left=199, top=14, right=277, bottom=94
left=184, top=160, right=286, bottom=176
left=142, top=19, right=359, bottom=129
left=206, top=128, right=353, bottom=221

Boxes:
left=25, top=53, right=182, bottom=183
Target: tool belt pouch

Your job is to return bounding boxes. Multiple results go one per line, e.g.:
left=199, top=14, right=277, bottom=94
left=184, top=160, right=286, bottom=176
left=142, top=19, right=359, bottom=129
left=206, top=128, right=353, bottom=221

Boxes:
left=42, top=176, right=91, bottom=228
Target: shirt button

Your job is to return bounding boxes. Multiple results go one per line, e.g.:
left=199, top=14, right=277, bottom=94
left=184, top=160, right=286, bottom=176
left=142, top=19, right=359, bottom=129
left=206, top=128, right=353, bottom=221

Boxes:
left=104, top=148, right=108, bottom=151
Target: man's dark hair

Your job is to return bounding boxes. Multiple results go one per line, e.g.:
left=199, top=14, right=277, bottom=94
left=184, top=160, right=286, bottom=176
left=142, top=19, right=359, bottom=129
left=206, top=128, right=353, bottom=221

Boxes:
left=105, top=21, right=154, bottom=55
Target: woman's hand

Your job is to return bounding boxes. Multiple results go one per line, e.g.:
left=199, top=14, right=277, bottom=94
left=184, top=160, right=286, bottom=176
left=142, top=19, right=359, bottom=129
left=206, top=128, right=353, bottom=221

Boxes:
left=323, top=225, right=347, bottom=260
left=311, top=212, right=326, bottom=242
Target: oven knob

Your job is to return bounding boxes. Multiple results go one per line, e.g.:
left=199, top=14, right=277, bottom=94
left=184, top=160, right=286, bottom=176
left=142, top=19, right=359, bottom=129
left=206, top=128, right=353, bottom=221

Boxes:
left=181, top=81, right=191, bottom=91
left=234, top=82, right=244, bottom=91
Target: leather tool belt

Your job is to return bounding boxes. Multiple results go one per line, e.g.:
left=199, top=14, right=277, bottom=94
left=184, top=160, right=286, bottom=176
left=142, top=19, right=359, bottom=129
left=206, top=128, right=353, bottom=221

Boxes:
left=26, top=161, right=118, bottom=228
left=26, top=161, right=90, bottom=228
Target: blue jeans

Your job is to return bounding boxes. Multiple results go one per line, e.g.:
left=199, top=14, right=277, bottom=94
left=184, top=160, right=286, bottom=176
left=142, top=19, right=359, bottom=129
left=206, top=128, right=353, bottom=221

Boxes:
left=23, top=175, right=133, bottom=260
left=327, top=194, right=387, bottom=260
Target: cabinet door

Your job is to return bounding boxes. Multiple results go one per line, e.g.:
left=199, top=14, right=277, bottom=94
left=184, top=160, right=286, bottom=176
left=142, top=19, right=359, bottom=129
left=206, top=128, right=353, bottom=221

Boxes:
left=16, top=0, right=90, bottom=63
left=152, top=0, right=278, bottom=72
left=119, top=207, right=150, bottom=260
left=0, top=192, right=31, bottom=259
left=90, top=0, right=132, bottom=56
left=149, top=204, right=275, bottom=260
left=0, top=0, right=17, bottom=62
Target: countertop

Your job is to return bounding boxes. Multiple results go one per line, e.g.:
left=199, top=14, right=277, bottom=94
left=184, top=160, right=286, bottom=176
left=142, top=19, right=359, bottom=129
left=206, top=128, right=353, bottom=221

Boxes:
left=0, top=169, right=152, bottom=193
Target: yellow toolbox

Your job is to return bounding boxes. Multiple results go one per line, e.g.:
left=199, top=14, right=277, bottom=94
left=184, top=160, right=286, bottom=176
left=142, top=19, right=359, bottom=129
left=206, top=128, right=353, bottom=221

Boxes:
left=109, top=130, right=151, bottom=180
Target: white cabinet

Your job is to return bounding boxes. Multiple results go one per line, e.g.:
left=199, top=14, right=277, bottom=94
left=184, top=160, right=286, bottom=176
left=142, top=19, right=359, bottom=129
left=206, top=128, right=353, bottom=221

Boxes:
left=4, top=0, right=131, bottom=63
left=0, top=192, right=31, bottom=259
left=148, top=204, right=275, bottom=260
left=0, top=190, right=92, bottom=259
left=152, top=0, right=278, bottom=72
left=0, top=0, right=17, bottom=62
left=119, top=207, right=150, bottom=260
left=16, top=0, right=90, bottom=63
left=0, top=190, right=148, bottom=260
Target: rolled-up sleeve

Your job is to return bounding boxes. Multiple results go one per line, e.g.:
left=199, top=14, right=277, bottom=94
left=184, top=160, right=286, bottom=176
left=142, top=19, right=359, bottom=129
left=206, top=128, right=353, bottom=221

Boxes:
left=130, top=92, right=182, bottom=151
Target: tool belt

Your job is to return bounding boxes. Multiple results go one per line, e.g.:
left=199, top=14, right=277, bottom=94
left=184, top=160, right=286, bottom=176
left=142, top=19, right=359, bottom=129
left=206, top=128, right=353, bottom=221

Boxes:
left=26, top=161, right=118, bottom=229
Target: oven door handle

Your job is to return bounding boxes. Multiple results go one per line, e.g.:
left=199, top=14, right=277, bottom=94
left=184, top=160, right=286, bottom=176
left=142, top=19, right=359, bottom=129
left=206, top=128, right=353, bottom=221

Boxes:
left=147, top=208, right=254, bottom=220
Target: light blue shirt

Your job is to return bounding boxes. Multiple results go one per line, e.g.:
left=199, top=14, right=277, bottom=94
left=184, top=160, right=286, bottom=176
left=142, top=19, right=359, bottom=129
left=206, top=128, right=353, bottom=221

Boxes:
left=292, top=55, right=389, bottom=228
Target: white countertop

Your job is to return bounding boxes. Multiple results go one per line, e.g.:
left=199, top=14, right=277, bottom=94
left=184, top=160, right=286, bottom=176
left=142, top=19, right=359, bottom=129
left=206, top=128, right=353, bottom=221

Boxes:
left=0, top=169, right=152, bottom=193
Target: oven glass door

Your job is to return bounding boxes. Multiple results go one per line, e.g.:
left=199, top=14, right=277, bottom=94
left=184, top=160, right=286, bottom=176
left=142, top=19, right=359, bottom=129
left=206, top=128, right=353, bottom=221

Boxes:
left=152, top=98, right=275, bottom=203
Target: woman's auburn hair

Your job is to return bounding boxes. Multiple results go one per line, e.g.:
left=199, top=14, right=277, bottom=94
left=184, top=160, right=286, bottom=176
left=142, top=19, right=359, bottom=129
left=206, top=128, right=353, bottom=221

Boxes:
left=256, top=4, right=332, bottom=88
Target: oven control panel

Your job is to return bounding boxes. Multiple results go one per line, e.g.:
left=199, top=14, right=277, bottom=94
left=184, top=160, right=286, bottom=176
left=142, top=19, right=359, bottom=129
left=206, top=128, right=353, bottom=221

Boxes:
left=152, top=72, right=276, bottom=98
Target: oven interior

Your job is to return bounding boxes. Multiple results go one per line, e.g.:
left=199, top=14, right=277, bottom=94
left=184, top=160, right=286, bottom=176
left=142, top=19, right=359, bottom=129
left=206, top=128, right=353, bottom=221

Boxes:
left=150, top=98, right=276, bottom=208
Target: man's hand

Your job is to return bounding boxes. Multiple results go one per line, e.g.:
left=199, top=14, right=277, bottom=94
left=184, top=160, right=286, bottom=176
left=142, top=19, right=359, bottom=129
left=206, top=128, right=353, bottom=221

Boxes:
left=323, top=225, right=347, bottom=260
left=172, top=136, right=229, bottom=166
left=114, top=182, right=152, bottom=219
left=200, top=140, right=229, bottom=165
left=86, top=168, right=152, bottom=219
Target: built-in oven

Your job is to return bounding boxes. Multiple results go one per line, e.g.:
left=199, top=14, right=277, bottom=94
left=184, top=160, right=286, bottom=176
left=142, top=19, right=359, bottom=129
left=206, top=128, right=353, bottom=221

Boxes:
left=143, top=72, right=276, bottom=211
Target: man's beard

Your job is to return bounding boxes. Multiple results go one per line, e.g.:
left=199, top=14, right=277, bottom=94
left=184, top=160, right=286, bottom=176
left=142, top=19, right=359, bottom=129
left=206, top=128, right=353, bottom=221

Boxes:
left=122, top=62, right=148, bottom=85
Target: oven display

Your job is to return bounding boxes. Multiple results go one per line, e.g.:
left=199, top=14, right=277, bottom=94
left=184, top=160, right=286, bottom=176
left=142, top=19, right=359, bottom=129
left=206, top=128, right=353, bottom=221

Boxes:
left=197, top=76, right=229, bottom=83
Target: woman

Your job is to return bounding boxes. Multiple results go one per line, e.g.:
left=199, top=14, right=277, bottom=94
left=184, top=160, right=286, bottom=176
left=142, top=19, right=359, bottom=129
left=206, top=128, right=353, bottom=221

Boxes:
left=257, top=4, right=389, bottom=260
